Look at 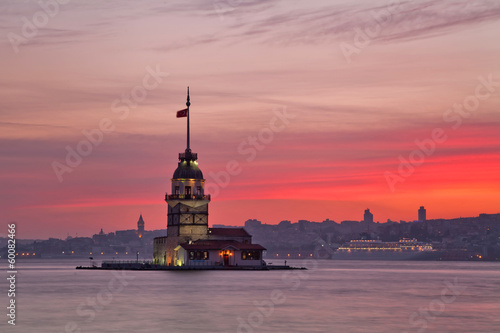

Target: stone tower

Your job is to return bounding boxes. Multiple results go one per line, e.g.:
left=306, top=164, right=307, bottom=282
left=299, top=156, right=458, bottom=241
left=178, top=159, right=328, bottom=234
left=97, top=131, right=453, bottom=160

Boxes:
left=163, top=88, right=211, bottom=266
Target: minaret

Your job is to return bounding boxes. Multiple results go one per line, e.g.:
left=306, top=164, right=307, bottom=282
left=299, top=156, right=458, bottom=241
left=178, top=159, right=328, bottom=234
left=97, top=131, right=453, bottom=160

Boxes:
left=137, top=214, right=145, bottom=238
left=164, top=88, right=211, bottom=266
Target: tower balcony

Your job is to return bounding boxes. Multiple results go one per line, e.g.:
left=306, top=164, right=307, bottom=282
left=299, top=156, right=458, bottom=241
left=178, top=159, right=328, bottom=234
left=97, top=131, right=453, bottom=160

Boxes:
left=179, top=152, right=197, bottom=160
left=165, top=193, right=211, bottom=201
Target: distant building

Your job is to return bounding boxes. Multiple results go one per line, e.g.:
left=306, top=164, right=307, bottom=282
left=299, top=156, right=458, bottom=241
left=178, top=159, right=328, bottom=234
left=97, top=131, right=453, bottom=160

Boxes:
left=418, top=206, right=427, bottom=222
left=244, top=219, right=262, bottom=228
left=93, top=228, right=107, bottom=245
left=364, top=209, right=374, bottom=224
left=278, top=220, right=292, bottom=228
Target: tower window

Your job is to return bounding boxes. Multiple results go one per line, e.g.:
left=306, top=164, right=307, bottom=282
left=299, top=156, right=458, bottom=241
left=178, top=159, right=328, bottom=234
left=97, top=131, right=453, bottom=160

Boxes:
left=185, top=186, right=191, bottom=196
left=197, top=186, right=202, bottom=194
left=175, top=186, right=179, bottom=195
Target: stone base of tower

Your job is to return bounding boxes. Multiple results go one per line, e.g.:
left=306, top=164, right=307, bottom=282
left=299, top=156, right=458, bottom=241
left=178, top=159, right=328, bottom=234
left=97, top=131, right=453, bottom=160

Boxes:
left=153, top=232, right=211, bottom=266
left=167, top=234, right=209, bottom=266
left=153, top=227, right=265, bottom=267
left=153, top=237, right=167, bottom=265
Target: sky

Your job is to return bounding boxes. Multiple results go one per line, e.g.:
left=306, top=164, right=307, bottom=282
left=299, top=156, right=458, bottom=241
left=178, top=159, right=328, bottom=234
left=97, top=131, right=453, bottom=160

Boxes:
left=1, top=0, right=499, bottom=239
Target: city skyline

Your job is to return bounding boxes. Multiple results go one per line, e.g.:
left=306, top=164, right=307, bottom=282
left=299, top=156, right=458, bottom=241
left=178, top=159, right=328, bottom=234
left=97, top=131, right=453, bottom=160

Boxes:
left=1, top=1, right=500, bottom=239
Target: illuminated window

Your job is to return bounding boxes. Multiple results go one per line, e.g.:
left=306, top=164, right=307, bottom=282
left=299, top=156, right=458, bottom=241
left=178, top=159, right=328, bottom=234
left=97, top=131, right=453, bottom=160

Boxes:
left=189, top=251, right=209, bottom=260
left=241, top=251, right=260, bottom=260
left=185, top=186, right=191, bottom=196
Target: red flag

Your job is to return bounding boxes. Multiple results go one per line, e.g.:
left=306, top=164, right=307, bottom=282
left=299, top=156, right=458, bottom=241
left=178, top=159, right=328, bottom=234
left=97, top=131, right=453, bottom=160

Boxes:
left=176, top=108, right=188, bottom=118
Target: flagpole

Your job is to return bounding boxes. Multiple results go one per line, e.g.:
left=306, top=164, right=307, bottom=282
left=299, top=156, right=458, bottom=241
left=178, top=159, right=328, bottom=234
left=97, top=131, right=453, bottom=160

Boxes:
left=186, top=86, right=190, bottom=152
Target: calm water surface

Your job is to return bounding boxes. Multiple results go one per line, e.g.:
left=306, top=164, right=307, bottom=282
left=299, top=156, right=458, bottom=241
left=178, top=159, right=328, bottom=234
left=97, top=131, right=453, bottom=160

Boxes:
left=1, top=259, right=498, bottom=333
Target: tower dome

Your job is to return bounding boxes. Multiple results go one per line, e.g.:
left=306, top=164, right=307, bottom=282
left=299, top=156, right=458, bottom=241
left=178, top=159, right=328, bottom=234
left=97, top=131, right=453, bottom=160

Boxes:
left=173, top=151, right=203, bottom=179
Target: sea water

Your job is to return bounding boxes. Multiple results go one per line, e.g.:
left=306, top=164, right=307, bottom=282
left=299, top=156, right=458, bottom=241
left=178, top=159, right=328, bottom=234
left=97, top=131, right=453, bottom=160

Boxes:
left=0, top=259, right=498, bottom=333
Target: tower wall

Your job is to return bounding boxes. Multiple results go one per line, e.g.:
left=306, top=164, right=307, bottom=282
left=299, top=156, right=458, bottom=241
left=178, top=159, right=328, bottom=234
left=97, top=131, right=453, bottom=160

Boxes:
left=164, top=200, right=210, bottom=266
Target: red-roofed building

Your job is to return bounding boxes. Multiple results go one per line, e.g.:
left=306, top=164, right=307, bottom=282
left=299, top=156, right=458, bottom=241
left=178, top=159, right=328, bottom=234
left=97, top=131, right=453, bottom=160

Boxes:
left=207, top=228, right=251, bottom=243
left=175, top=240, right=266, bottom=266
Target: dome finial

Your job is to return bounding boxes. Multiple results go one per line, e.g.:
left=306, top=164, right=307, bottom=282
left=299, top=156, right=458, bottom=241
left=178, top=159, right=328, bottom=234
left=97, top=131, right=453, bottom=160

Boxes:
left=186, top=87, right=190, bottom=151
